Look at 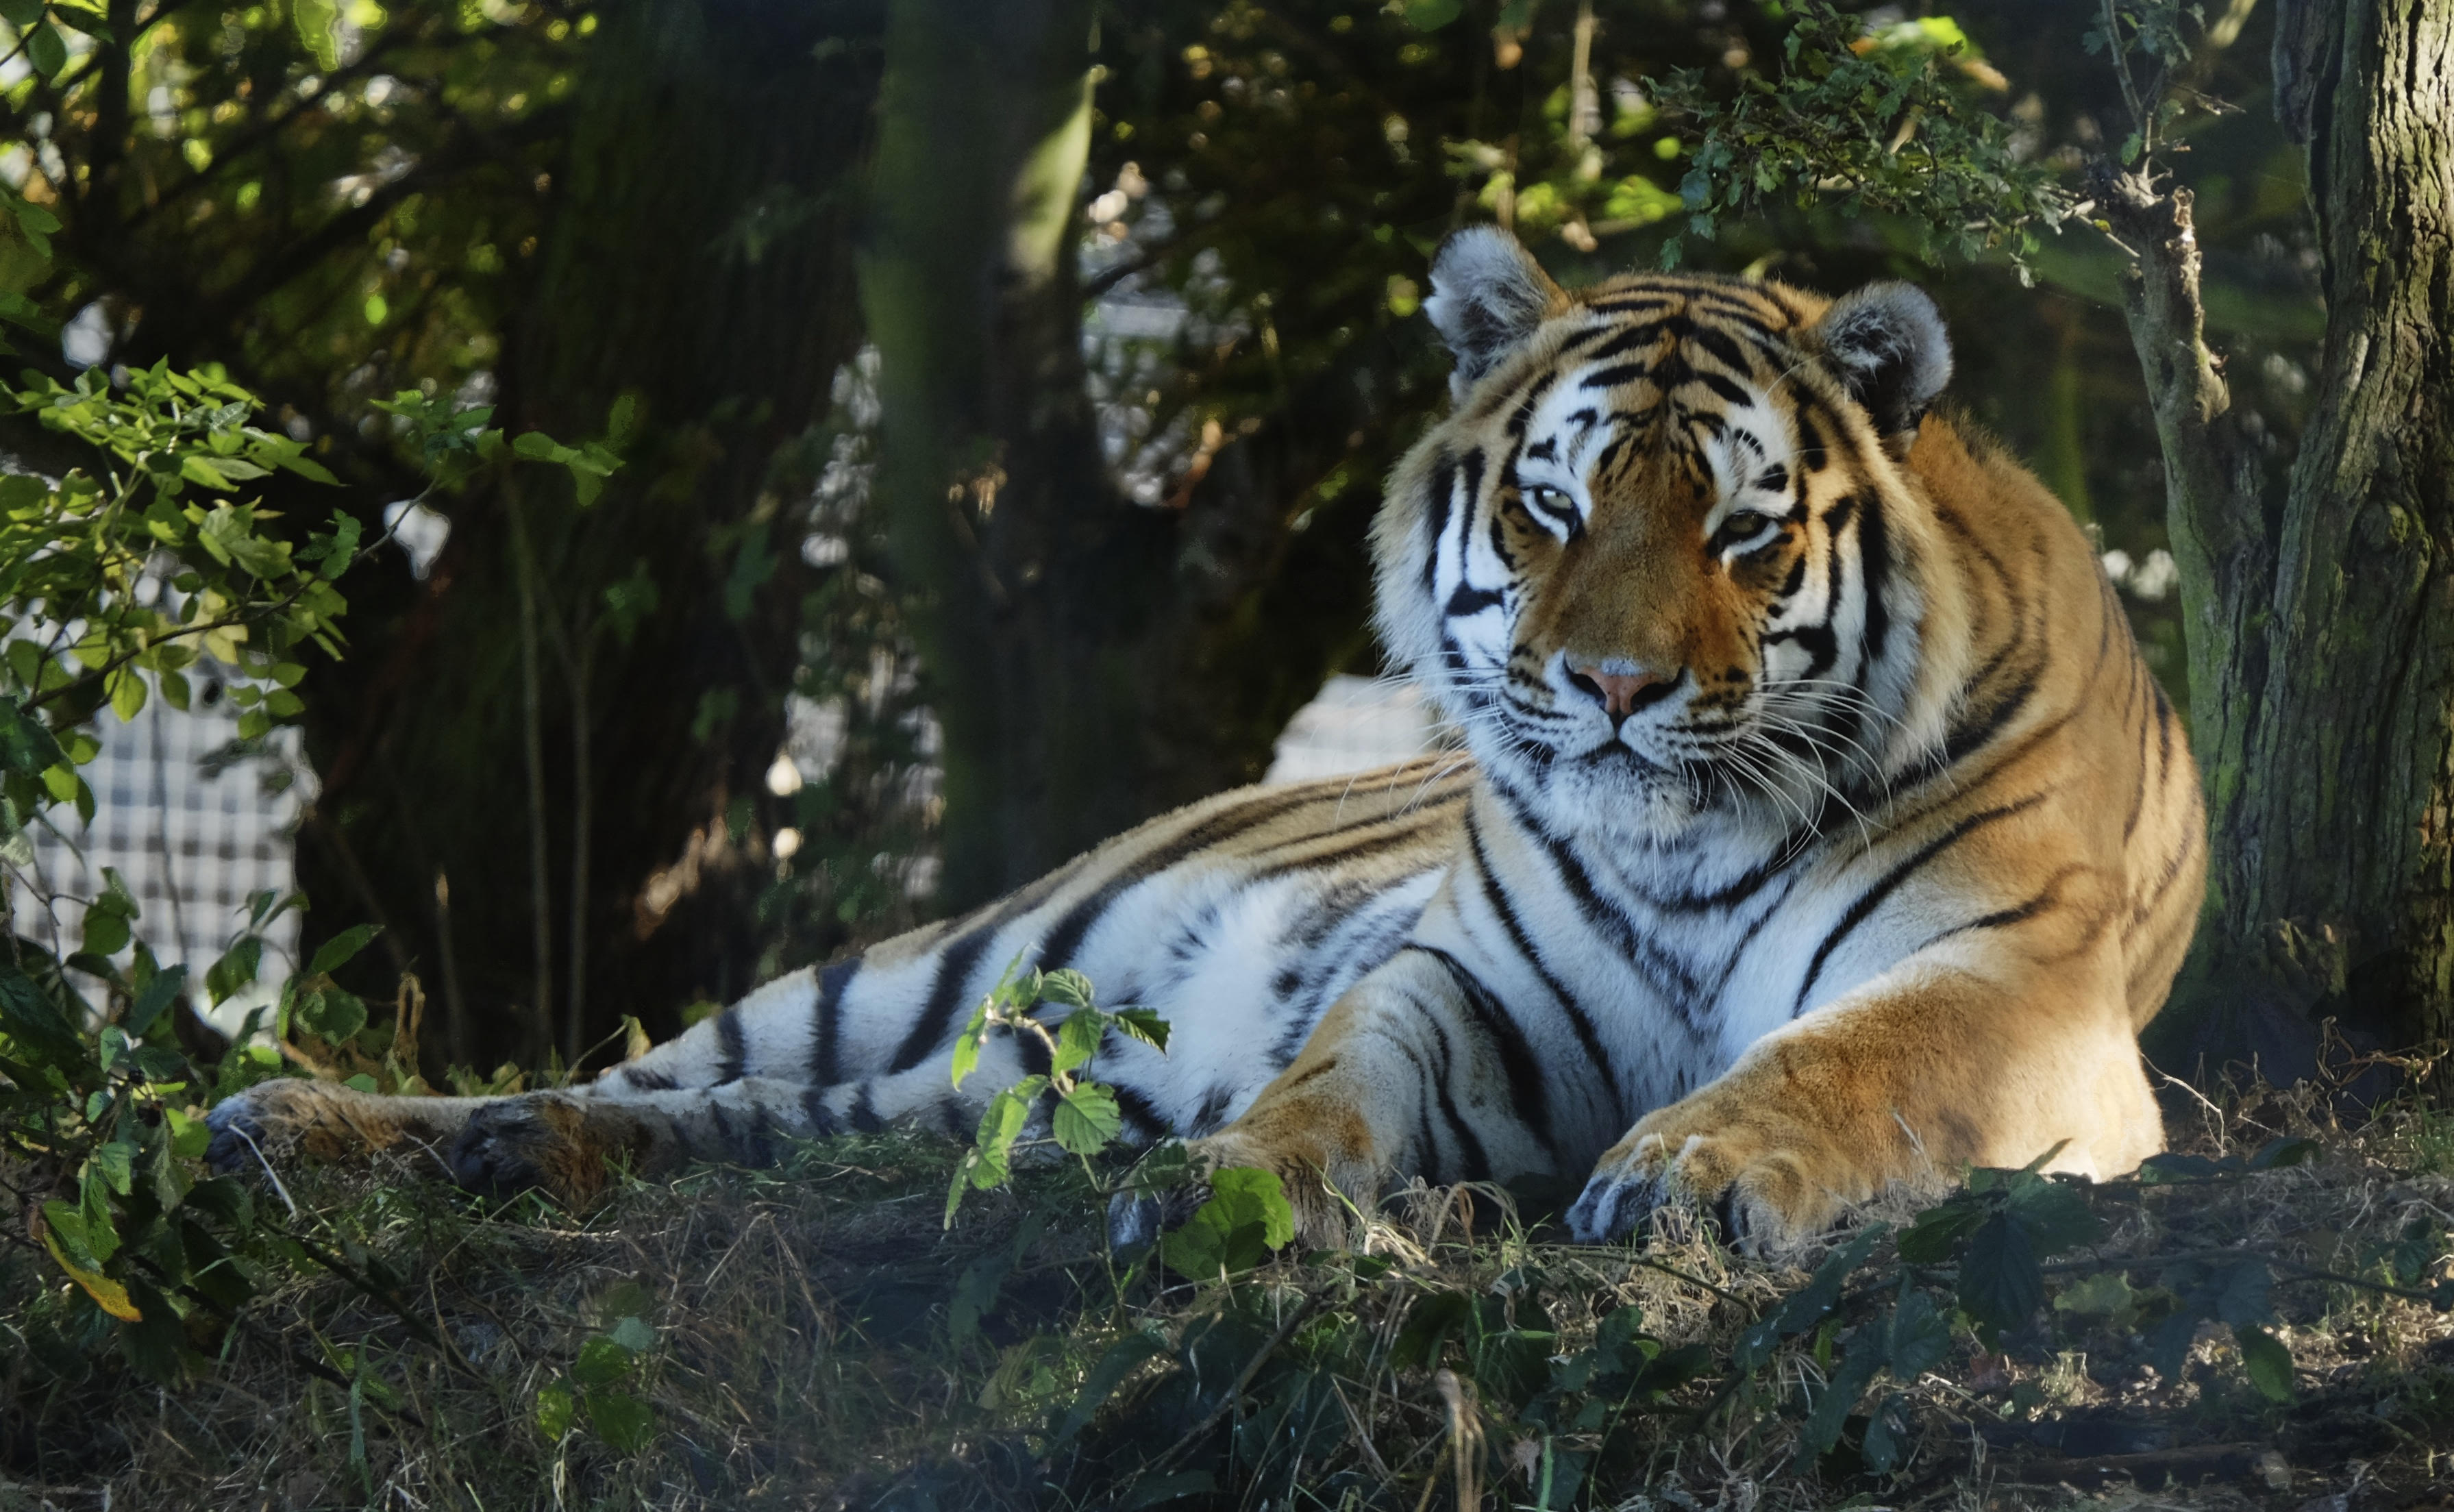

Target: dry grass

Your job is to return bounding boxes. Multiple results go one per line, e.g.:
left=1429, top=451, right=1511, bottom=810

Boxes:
left=2, top=1078, right=2451, bottom=1512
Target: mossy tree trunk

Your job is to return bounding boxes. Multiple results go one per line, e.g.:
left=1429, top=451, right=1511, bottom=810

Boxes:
left=2126, top=0, right=2454, bottom=1081
left=861, top=0, right=1381, bottom=908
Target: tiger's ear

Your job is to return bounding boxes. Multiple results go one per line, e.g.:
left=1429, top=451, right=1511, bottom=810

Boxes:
left=1811, top=282, right=1953, bottom=443
left=1424, top=226, right=1567, bottom=401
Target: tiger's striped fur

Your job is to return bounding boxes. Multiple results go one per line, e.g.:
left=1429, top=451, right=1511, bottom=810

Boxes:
left=210, top=227, right=2203, bottom=1248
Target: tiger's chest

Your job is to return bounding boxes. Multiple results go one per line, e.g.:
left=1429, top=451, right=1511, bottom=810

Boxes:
left=1406, top=784, right=1966, bottom=1154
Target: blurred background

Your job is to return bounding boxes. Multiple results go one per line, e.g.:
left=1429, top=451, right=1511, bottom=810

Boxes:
left=0, top=0, right=2319, bottom=1076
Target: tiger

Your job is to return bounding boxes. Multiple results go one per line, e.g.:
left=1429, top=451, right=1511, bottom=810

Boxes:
left=208, top=225, right=2204, bottom=1250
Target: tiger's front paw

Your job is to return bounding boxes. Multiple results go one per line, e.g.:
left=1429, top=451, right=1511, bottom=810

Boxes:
left=1106, top=1130, right=1361, bottom=1255
left=1566, top=1105, right=1849, bottom=1252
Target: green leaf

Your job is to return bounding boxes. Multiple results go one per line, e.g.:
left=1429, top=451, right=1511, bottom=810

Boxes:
left=2005, top=1176, right=2103, bottom=1256
left=1957, top=1211, right=2044, bottom=1335
left=606, top=1315, right=656, bottom=1354
left=205, top=935, right=262, bottom=1006
left=179, top=456, right=235, bottom=491
left=1402, top=0, right=1463, bottom=29
left=571, top=1335, right=635, bottom=1389
left=584, top=1389, right=654, bottom=1452
left=0, top=696, right=65, bottom=776
left=105, top=668, right=145, bottom=723
left=535, top=1383, right=576, bottom=1440
left=308, top=923, right=381, bottom=977
left=42, top=1219, right=140, bottom=1322
left=1111, top=1006, right=1170, bottom=1053
left=1050, top=1080, right=1122, bottom=1154
left=1731, top=1226, right=1884, bottom=1372
left=1795, top=1333, right=1885, bottom=1468
left=1883, top=1285, right=1953, bottom=1382
left=0, top=958, right=85, bottom=1063
left=24, top=19, right=64, bottom=78
left=2053, top=1269, right=2137, bottom=1320
left=950, top=999, right=991, bottom=1088
left=88, top=1139, right=135, bottom=1196
left=296, top=987, right=368, bottom=1043
left=2248, top=1136, right=2320, bottom=1170
left=2233, top=1324, right=2295, bottom=1402
left=1052, top=1008, right=1102, bottom=1077
left=1161, top=1166, right=1295, bottom=1278
left=79, top=903, right=129, bottom=958
left=1039, top=968, right=1095, bottom=1009
left=293, top=0, right=338, bottom=69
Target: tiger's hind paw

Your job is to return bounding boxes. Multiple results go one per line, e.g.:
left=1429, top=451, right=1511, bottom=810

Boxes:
left=447, top=1093, right=649, bottom=1206
left=205, top=1078, right=393, bottom=1174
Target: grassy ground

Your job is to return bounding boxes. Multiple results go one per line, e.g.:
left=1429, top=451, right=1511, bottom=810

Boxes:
left=3, top=1074, right=2452, bottom=1511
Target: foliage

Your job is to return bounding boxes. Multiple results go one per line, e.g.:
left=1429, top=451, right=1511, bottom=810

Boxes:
left=534, top=1304, right=660, bottom=1454
left=0, top=357, right=354, bottom=760
left=0, top=267, right=617, bottom=1387
left=1649, top=1, right=2079, bottom=272
left=8, top=1088, right=2441, bottom=1507
left=944, top=958, right=1170, bottom=1223
left=2083, top=0, right=2209, bottom=162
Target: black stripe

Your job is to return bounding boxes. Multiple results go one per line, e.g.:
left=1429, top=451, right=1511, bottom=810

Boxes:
left=1248, top=808, right=1461, bottom=883
left=1578, top=319, right=1672, bottom=364
left=1794, top=793, right=2050, bottom=1012
left=1463, top=809, right=1626, bottom=1123
left=1420, top=454, right=1456, bottom=595
left=1580, top=362, right=1652, bottom=391
left=715, top=1007, right=747, bottom=1086
left=1857, top=489, right=1892, bottom=669
left=887, top=926, right=1000, bottom=1074
left=1914, top=863, right=2085, bottom=952
left=1502, top=372, right=1561, bottom=434
left=1415, top=1008, right=1491, bottom=1182
left=1447, top=581, right=1505, bottom=617
left=1533, top=828, right=1707, bottom=1022
left=1112, top=1082, right=1168, bottom=1142
left=1404, top=943, right=1557, bottom=1158
left=1019, top=782, right=1365, bottom=990
left=1685, top=322, right=1753, bottom=375
left=811, top=958, right=858, bottom=1087
left=1694, top=371, right=1752, bottom=408
left=621, top=1065, right=677, bottom=1093
left=849, top=1082, right=883, bottom=1133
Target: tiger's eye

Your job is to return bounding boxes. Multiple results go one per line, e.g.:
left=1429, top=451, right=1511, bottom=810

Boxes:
left=1712, top=513, right=1777, bottom=555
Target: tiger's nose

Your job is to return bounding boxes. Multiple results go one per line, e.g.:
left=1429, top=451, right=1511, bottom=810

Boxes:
left=1566, top=658, right=1674, bottom=719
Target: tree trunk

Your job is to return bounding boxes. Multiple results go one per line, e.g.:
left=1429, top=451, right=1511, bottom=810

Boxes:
left=297, top=0, right=884, bottom=1067
left=863, top=0, right=1145, bottom=908
left=861, top=0, right=1395, bottom=910
left=2131, top=1, right=2454, bottom=1082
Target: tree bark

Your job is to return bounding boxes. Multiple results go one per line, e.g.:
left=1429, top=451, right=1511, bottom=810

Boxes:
left=2130, top=0, right=2454, bottom=1081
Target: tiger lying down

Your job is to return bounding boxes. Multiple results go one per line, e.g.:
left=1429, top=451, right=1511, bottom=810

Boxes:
left=210, top=227, right=2205, bottom=1250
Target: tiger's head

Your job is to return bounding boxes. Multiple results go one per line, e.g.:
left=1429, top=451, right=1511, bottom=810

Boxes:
left=1375, top=227, right=1974, bottom=843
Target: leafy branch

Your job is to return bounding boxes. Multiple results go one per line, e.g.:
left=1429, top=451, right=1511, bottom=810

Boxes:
left=1649, top=2, right=2080, bottom=273
left=943, top=958, right=1169, bottom=1225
